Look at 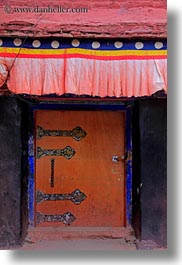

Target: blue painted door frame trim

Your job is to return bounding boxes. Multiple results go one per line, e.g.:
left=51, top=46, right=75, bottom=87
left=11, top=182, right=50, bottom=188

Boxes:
left=28, top=101, right=133, bottom=227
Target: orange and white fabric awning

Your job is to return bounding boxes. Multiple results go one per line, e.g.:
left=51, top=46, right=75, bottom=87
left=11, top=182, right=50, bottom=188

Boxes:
left=0, top=38, right=167, bottom=97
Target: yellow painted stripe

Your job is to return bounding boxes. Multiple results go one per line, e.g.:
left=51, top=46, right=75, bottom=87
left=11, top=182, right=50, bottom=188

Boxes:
left=0, top=47, right=167, bottom=56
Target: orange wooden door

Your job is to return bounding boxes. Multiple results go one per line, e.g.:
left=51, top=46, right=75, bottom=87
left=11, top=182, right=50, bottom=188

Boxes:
left=35, top=111, right=126, bottom=227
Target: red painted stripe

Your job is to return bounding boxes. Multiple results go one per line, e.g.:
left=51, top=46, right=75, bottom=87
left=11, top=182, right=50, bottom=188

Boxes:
left=0, top=52, right=167, bottom=60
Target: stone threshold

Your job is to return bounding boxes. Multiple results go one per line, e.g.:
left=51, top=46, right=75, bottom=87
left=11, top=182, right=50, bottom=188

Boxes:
left=25, top=226, right=135, bottom=243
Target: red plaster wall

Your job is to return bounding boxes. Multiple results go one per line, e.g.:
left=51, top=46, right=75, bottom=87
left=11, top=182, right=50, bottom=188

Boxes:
left=0, top=0, right=167, bottom=38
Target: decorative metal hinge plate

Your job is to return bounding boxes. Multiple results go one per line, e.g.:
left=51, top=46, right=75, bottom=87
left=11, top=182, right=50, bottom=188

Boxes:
left=37, top=126, right=87, bottom=141
left=36, top=146, right=75, bottom=159
left=36, top=189, right=87, bottom=205
left=36, top=211, right=76, bottom=225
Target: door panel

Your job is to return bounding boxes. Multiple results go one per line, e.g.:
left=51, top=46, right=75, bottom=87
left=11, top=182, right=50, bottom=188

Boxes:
left=35, top=111, right=125, bottom=227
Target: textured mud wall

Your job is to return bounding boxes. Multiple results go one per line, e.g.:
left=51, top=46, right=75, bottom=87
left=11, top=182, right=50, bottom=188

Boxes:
left=0, top=97, right=22, bottom=248
left=132, top=101, right=141, bottom=239
left=139, top=99, right=167, bottom=247
left=0, top=0, right=167, bottom=38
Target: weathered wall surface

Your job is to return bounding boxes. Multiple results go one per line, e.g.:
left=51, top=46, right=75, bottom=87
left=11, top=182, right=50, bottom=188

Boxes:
left=132, top=101, right=141, bottom=239
left=0, top=0, right=167, bottom=38
left=138, top=99, right=167, bottom=247
left=0, top=97, right=22, bottom=248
